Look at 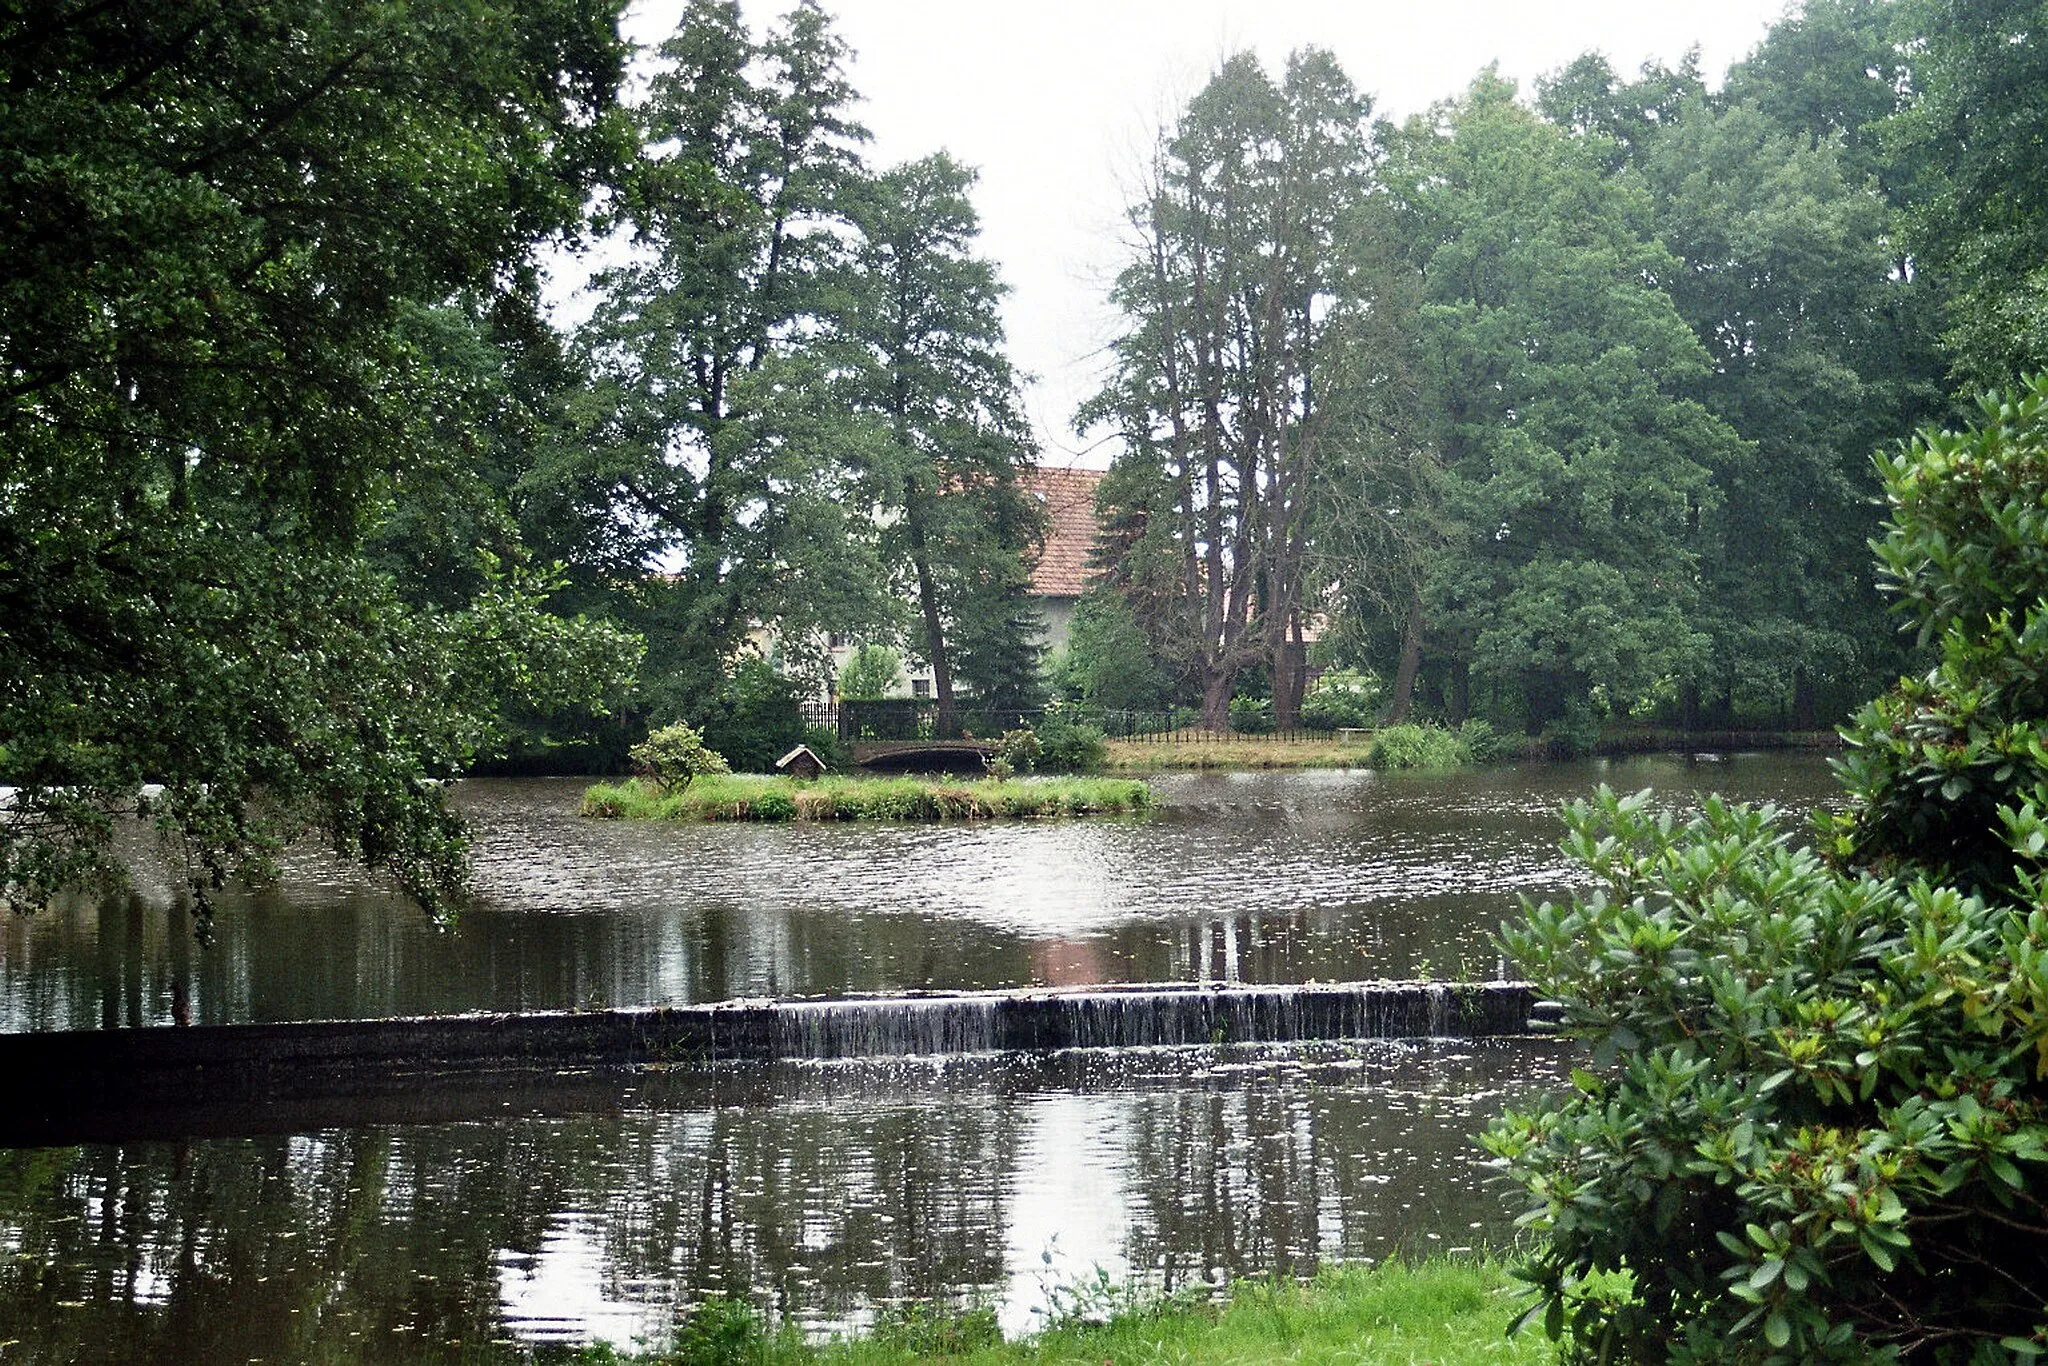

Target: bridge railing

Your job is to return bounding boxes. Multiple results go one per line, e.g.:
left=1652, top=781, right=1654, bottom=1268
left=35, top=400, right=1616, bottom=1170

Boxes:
left=831, top=700, right=1043, bottom=743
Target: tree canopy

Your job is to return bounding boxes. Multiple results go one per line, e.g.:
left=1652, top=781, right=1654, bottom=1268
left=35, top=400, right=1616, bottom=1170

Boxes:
left=0, top=0, right=641, bottom=920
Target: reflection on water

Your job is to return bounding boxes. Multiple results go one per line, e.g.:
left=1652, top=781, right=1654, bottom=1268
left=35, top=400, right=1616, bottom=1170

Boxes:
left=0, top=1040, right=1568, bottom=1360
left=0, top=755, right=1840, bottom=1032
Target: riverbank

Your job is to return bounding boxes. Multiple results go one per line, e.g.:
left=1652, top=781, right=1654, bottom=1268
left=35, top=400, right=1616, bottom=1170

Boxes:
left=574, top=1257, right=1551, bottom=1364
left=1102, top=734, right=1368, bottom=770
left=581, top=773, right=1152, bottom=821
left=1101, top=726, right=1842, bottom=772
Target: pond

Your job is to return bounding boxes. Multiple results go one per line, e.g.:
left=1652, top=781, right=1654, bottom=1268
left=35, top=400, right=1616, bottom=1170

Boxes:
left=2, top=754, right=1838, bottom=1032
left=0, top=754, right=1840, bottom=1359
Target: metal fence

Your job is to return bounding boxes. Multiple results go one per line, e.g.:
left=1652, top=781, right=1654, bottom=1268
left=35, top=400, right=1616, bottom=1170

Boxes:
left=800, top=700, right=1343, bottom=746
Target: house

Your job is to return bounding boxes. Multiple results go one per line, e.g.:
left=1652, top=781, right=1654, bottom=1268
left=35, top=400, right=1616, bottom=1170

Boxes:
left=798, top=464, right=1109, bottom=701
left=1020, top=465, right=1105, bottom=655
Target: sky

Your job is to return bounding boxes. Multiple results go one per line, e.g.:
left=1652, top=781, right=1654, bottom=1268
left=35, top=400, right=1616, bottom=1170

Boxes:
left=559, top=0, right=1797, bottom=466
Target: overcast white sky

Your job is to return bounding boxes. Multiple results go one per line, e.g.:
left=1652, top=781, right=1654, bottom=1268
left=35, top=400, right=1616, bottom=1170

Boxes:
left=561, top=1, right=1796, bottom=464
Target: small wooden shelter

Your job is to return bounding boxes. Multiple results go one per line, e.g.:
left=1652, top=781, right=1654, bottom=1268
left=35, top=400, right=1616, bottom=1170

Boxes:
left=775, top=744, right=830, bottom=779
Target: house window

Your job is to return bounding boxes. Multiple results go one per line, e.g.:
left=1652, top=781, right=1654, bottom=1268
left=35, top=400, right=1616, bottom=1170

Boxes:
left=912, top=678, right=931, bottom=698
left=828, top=632, right=846, bottom=650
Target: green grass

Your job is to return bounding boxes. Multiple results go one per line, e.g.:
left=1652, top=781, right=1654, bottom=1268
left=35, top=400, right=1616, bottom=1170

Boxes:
left=1102, top=734, right=1370, bottom=771
left=573, top=1257, right=1552, bottom=1364
left=581, top=773, right=1153, bottom=822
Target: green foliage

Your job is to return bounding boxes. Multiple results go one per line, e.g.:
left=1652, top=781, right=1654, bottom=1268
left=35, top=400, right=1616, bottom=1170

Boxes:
left=841, top=154, right=1044, bottom=722
left=1489, top=789, right=2048, bottom=1363
left=696, top=658, right=804, bottom=774
left=1830, top=378, right=2048, bottom=898
left=1393, top=74, right=1739, bottom=728
left=670, top=1294, right=773, bottom=1366
left=1227, top=695, right=1275, bottom=734
left=1035, top=712, right=1108, bottom=773
left=1300, top=668, right=1381, bottom=730
left=1457, top=717, right=1513, bottom=764
left=1368, top=724, right=1470, bottom=771
left=835, top=645, right=903, bottom=702
left=572, top=1257, right=1551, bottom=1365
left=576, top=0, right=894, bottom=708
left=1055, top=591, right=1167, bottom=713
left=0, top=0, right=637, bottom=922
left=1890, top=0, right=2048, bottom=387
left=1489, top=378, right=2048, bottom=1363
left=864, top=1300, right=1002, bottom=1355
left=582, top=774, right=1150, bottom=822
left=992, top=728, right=1043, bottom=774
left=627, top=723, right=730, bottom=796
left=1537, top=697, right=1602, bottom=760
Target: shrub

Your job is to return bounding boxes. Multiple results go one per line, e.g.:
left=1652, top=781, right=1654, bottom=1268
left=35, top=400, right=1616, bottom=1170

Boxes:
left=1300, top=668, right=1381, bottom=730
left=1228, top=693, right=1275, bottom=734
left=627, top=722, right=730, bottom=794
left=869, top=1300, right=1001, bottom=1356
left=1056, top=590, right=1167, bottom=711
left=1367, top=722, right=1468, bottom=770
left=668, top=1294, right=772, bottom=1366
left=1487, top=380, right=2048, bottom=1364
left=1458, top=717, right=1513, bottom=763
left=1037, top=715, right=1107, bottom=772
left=799, top=722, right=846, bottom=770
left=1537, top=696, right=1600, bottom=759
left=993, top=727, right=1043, bottom=774
left=697, top=656, right=803, bottom=773
left=745, top=789, right=796, bottom=821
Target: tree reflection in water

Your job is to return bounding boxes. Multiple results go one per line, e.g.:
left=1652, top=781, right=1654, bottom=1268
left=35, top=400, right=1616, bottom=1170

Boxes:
left=0, top=1041, right=1563, bottom=1362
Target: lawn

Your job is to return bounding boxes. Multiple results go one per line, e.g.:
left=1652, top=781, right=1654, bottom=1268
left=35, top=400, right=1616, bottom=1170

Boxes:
left=575, top=1258, right=1552, bottom=1364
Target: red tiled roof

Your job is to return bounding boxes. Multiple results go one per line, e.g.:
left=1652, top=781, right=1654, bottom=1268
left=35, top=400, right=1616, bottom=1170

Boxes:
left=1021, top=466, right=1105, bottom=599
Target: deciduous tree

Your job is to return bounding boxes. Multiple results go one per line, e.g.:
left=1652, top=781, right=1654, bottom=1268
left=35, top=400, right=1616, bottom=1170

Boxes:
left=0, top=0, right=640, bottom=921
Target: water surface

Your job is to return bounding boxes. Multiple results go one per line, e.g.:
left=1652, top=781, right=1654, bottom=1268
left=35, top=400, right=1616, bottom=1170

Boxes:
left=0, top=1039, right=1565, bottom=1360
left=0, top=754, right=1838, bottom=1032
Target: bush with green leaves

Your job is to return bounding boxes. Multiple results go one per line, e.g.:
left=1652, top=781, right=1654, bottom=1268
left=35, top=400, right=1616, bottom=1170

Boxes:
left=1055, top=590, right=1166, bottom=711
left=993, top=727, right=1042, bottom=774
left=1458, top=717, right=1513, bottom=763
left=1037, top=709, right=1107, bottom=773
left=627, top=722, right=730, bottom=796
left=1300, top=668, right=1382, bottom=731
left=697, top=657, right=804, bottom=773
left=1228, top=694, right=1275, bottom=733
left=1486, top=380, right=2048, bottom=1364
left=1367, top=723, right=1469, bottom=770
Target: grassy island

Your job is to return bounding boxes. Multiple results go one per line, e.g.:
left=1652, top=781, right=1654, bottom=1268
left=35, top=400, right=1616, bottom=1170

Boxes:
left=581, top=773, right=1153, bottom=822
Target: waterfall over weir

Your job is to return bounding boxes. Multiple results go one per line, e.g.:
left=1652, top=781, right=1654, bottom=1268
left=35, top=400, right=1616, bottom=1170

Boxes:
left=765, top=981, right=1504, bottom=1059
left=1, top=981, right=1541, bottom=1144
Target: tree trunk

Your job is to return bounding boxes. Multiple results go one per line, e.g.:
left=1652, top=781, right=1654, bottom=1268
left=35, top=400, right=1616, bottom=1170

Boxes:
left=1792, top=669, right=1817, bottom=731
left=1271, top=612, right=1307, bottom=729
left=1679, top=680, right=1702, bottom=732
left=1384, top=590, right=1425, bottom=724
left=904, top=503, right=955, bottom=738
left=1447, top=658, right=1470, bottom=727
left=1202, top=666, right=1234, bottom=732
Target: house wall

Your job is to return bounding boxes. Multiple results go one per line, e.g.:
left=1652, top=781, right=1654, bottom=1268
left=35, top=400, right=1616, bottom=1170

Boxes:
left=1034, top=595, right=1079, bottom=657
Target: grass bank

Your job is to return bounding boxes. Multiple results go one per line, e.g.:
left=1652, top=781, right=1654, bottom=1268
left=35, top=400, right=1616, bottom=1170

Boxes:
left=581, top=773, right=1152, bottom=822
left=574, top=1257, right=1548, bottom=1364
left=1102, top=734, right=1369, bottom=771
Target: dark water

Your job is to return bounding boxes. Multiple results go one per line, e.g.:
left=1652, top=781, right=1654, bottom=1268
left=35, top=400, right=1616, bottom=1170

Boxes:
left=2, top=754, right=1838, bottom=1032
left=0, top=1041, right=1564, bottom=1360
left=0, top=755, right=1838, bottom=1357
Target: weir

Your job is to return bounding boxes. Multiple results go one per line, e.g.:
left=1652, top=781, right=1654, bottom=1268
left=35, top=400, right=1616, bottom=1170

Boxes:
left=0, top=980, right=1541, bottom=1144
